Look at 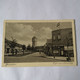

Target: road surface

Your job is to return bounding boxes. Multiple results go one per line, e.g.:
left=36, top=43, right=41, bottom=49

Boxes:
left=4, top=52, right=74, bottom=63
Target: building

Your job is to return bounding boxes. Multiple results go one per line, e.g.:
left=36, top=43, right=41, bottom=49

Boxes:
left=45, top=28, right=73, bottom=56
left=5, top=38, right=23, bottom=55
left=52, top=28, right=73, bottom=46
left=32, top=36, right=37, bottom=48
left=35, top=46, right=44, bottom=52
left=52, top=28, right=73, bottom=56
left=47, top=39, right=52, bottom=44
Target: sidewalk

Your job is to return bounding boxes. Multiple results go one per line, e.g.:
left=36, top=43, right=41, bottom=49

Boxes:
left=46, top=56, right=74, bottom=62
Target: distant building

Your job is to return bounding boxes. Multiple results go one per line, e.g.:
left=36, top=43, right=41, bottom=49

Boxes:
left=5, top=39, right=23, bottom=55
left=32, top=36, right=37, bottom=48
left=47, top=39, right=52, bottom=44
left=46, top=39, right=52, bottom=48
left=35, top=46, right=44, bottom=52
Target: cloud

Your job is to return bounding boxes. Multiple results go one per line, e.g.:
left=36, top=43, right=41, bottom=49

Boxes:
left=6, top=23, right=35, bottom=46
left=5, top=22, right=72, bottom=46
left=36, top=27, right=52, bottom=40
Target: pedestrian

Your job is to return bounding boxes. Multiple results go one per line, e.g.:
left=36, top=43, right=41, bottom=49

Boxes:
left=15, top=49, right=18, bottom=55
left=11, top=48, right=14, bottom=56
left=49, top=47, right=52, bottom=56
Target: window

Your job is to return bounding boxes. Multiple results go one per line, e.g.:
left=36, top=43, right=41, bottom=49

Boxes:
left=58, top=34, right=61, bottom=40
left=53, top=36, right=56, bottom=40
left=69, top=32, right=72, bottom=35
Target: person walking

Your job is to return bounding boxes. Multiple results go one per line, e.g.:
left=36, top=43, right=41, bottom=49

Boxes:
left=11, top=48, right=14, bottom=56
left=15, top=49, right=18, bottom=55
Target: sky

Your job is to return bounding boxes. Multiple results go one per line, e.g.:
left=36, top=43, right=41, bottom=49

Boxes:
left=5, top=22, right=72, bottom=46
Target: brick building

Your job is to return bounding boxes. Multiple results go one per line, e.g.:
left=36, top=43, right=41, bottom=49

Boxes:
left=45, top=28, right=73, bottom=56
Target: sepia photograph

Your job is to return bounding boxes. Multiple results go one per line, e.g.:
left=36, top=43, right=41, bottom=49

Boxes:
left=2, top=20, right=77, bottom=67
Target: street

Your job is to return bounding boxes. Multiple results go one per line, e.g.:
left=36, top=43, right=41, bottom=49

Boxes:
left=4, top=52, right=74, bottom=63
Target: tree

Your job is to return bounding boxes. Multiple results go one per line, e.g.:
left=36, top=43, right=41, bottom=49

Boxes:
left=22, top=45, right=26, bottom=55
left=9, top=38, right=17, bottom=55
left=27, top=44, right=31, bottom=51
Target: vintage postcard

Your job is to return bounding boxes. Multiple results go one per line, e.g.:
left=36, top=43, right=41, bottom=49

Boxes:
left=2, top=20, right=77, bottom=67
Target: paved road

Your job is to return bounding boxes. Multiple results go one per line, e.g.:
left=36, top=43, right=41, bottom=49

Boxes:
left=4, top=52, right=74, bottom=63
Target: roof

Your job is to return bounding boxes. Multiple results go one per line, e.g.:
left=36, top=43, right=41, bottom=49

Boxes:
left=52, top=28, right=72, bottom=33
left=47, top=39, right=52, bottom=44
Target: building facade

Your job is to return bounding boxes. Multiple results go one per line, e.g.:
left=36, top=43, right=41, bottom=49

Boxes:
left=52, top=28, right=73, bottom=56
left=52, top=28, right=73, bottom=46
left=5, top=39, right=23, bottom=55
left=45, top=28, right=73, bottom=57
